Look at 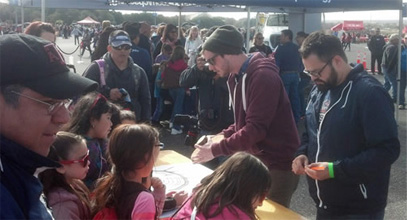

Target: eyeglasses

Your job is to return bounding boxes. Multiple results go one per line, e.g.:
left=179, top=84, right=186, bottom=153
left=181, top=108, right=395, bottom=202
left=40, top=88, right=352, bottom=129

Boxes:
left=90, top=93, right=108, bottom=110
left=112, top=44, right=131, bottom=51
left=11, top=91, right=71, bottom=115
left=304, top=57, right=333, bottom=77
left=206, top=54, right=219, bottom=66
left=155, top=142, right=164, bottom=149
left=59, top=150, right=90, bottom=167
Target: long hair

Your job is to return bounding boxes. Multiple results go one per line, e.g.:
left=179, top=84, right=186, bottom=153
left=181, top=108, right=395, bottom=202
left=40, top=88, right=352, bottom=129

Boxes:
left=63, top=92, right=113, bottom=136
left=163, top=24, right=178, bottom=42
left=188, top=26, right=200, bottom=41
left=92, top=124, right=159, bottom=218
left=192, top=152, right=271, bottom=220
left=39, top=132, right=91, bottom=214
left=169, top=46, right=186, bottom=63
left=92, top=26, right=116, bottom=61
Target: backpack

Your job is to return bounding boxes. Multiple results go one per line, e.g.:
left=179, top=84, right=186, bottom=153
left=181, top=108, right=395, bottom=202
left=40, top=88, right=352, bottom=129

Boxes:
left=95, top=59, right=142, bottom=111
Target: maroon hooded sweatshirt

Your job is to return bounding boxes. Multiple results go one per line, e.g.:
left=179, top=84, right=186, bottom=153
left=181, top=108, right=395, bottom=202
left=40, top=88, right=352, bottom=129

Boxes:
left=211, top=52, right=300, bottom=171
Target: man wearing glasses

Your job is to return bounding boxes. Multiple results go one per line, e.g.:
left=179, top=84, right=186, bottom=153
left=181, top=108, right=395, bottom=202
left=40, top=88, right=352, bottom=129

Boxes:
left=191, top=25, right=300, bottom=208
left=292, top=32, right=400, bottom=219
left=84, top=30, right=151, bottom=123
left=0, top=34, right=97, bottom=219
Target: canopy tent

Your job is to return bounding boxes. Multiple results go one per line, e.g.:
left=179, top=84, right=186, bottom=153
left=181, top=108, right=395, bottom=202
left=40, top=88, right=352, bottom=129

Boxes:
left=10, top=0, right=402, bottom=12
left=77, top=16, right=100, bottom=25
left=331, top=21, right=364, bottom=32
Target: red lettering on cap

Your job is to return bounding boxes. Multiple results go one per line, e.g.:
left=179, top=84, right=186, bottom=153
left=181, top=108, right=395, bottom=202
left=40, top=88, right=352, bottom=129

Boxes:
left=44, top=43, right=65, bottom=65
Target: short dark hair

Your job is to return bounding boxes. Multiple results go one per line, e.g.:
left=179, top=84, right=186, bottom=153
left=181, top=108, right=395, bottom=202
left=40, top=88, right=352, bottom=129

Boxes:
left=123, top=22, right=140, bottom=41
left=299, top=31, right=348, bottom=63
left=281, top=29, right=293, bottom=41
left=296, top=31, right=308, bottom=39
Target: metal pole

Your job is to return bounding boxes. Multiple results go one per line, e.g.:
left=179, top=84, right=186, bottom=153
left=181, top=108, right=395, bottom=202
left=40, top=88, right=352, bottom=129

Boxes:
left=21, top=1, right=24, bottom=33
left=396, top=8, right=403, bottom=120
left=246, top=7, right=251, bottom=53
left=178, top=4, right=182, bottom=38
left=41, top=0, right=45, bottom=22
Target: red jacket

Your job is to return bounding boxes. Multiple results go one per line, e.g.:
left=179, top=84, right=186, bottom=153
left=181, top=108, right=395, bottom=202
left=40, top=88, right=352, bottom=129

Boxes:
left=211, top=52, right=300, bottom=171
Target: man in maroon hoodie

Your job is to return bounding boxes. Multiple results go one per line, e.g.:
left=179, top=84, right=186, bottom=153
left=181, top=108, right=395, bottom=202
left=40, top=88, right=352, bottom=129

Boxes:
left=191, top=25, right=300, bottom=208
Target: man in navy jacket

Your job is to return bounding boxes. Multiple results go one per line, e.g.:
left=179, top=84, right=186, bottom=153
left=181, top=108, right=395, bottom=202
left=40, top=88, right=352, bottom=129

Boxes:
left=292, top=32, right=400, bottom=219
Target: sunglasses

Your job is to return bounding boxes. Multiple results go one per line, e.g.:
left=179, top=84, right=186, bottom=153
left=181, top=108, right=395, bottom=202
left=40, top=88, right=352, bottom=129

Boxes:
left=90, top=93, right=108, bottom=110
left=112, top=44, right=131, bottom=51
left=59, top=150, right=90, bottom=167
left=206, top=54, right=219, bottom=66
left=155, top=142, right=164, bottom=149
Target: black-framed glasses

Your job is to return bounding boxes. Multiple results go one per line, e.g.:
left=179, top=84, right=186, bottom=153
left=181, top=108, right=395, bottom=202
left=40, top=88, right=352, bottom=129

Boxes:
left=112, top=44, right=131, bottom=51
left=155, top=142, right=164, bottom=150
left=59, top=150, right=90, bottom=167
left=11, top=91, right=71, bottom=115
left=206, top=54, right=219, bottom=66
left=304, top=57, right=333, bottom=77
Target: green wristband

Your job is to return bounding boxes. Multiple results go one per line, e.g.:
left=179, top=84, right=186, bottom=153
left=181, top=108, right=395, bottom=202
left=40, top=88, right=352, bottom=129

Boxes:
left=328, top=162, right=334, bottom=178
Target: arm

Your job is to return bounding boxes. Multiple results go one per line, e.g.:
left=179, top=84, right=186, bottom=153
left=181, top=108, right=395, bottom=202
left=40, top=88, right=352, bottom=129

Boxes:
left=179, top=65, right=201, bottom=88
left=131, top=192, right=158, bottom=220
left=212, top=69, right=283, bottom=156
left=315, top=86, right=400, bottom=184
left=137, top=68, right=152, bottom=122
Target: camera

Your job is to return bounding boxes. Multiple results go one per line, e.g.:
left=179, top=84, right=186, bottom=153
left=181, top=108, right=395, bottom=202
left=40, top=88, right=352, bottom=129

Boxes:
left=173, top=114, right=200, bottom=147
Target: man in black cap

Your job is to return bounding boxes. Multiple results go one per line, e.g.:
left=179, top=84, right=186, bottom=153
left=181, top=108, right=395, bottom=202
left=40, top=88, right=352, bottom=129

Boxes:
left=191, top=25, right=300, bottom=208
left=0, top=34, right=97, bottom=219
left=84, top=30, right=151, bottom=123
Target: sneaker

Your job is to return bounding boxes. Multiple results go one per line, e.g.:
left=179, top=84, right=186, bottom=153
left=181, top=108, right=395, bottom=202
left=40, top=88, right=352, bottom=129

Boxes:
left=399, top=105, right=406, bottom=110
left=171, top=128, right=182, bottom=135
left=169, top=122, right=173, bottom=129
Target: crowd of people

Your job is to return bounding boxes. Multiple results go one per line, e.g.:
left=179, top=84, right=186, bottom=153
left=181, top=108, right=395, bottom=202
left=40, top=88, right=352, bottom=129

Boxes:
left=0, top=19, right=402, bottom=220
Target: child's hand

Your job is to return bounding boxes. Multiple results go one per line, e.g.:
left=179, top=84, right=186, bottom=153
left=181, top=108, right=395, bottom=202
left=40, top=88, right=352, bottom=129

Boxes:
left=151, top=177, right=166, bottom=215
left=166, top=191, right=188, bottom=207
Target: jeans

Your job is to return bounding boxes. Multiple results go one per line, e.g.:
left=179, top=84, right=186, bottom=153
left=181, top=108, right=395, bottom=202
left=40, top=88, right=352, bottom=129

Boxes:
left=317, top=209, right=385, bottom=220
left=298, top=76, right=311, bottom=117
left=152, top=96, right=164, bottom=122
left=169, top=87, right=185, bottom=129
left=280, top=72, right=300, bottom=123
left=371, top=53, right=383, bottom=74
left=267, top=169, right=299, bottom=208
left=383, top=67, right=398, bottom=102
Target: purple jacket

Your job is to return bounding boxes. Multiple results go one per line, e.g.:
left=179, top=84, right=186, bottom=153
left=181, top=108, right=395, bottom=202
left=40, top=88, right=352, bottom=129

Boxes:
left=211, top=52, right=300, bottom=171
left=47, top=187, right=91, bottom=219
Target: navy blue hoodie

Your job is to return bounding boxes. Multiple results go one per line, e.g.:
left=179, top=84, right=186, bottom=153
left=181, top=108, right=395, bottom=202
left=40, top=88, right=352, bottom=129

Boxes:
left=296, top=64, right=400, bottom=215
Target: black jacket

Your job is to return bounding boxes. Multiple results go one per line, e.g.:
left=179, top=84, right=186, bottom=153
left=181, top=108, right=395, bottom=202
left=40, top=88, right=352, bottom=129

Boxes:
left=296, top=64, right=400, bottom=215
left=368, top=35, right=386, bottom=55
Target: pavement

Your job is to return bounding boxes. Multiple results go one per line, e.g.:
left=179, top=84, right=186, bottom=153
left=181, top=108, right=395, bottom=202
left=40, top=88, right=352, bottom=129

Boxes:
left=57, top=37, right=406, bottom=219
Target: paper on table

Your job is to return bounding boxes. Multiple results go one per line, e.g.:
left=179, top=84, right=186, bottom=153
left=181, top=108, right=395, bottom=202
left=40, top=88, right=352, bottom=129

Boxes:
left=153, top=162, right=213, bottom=195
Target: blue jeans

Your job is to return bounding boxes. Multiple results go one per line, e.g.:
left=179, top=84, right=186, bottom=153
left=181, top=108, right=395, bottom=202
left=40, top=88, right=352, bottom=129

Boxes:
left=317, top=209, right=385, bottom=220
left=280, top=72, right=300, bottom=123
left=169, top=87, right=185, bottom=129
left=298, top=76, right=311, bottom=117
left=152, top=96, right=164, bottom=122
left=383, top=67, right=398, bottom=102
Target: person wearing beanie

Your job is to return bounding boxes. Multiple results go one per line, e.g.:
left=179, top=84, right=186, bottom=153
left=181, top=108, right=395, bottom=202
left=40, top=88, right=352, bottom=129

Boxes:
left=192, top=25, right=300, bottom=208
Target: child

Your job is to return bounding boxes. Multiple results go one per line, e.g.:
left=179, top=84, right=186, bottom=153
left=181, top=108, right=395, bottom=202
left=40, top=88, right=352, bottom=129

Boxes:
left=39, top=132, right=91, bottom=219
left=92, top=124, right=185, bottom=219
left=63, top=92, right=114, bottom=189
left=173, top=152, right=271, bottom=220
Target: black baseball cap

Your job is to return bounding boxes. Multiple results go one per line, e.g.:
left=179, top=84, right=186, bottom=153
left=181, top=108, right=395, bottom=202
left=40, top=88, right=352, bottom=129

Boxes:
left=0, top=34, right=98, bottom=99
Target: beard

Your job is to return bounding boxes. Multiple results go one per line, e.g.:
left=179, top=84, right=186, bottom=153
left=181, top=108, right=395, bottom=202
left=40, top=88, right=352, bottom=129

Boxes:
left=315, top=65, right=338, bottom=92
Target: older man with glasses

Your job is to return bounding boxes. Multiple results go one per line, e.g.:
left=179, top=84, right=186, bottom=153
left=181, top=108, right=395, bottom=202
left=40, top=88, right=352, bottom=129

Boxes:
left=84, top=30, right=151, bottom=123
left=292, top=32, right=400, bottom=220
left=0, top=34, right=97, bottom=219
